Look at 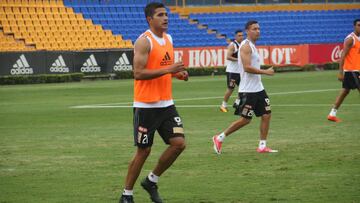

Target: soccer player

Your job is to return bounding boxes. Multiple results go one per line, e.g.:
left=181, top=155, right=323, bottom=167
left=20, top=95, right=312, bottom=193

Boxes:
left=119, top=3, right=188, bottom=203
left=327, top=19, right=360, bottom=122
left=220, top=30, right=244, bottom=112
left=212, top=20, right=277, bottom=154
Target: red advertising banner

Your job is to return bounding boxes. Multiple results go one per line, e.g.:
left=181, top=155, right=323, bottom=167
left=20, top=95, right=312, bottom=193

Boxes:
left=309, top=43, right=343, bottom=64
left=174, top=44, right=309, bottom=68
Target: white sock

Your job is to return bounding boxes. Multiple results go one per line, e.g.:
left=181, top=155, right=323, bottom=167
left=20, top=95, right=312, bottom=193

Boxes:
left=123, top=189, right=133, bottom=196
left=148, top=172, right=159, bottom=183
left=217, top=132, right=226, bottom=142
left=222, top=101, right=227, bottom=107
left=259, top=140, right=266, bottom=149
left=329, top=108, right=337, bottom=117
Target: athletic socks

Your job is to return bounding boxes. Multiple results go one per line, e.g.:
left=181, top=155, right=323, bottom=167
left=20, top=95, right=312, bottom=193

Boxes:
left=329, top=108, right=337, bottom=117
left=123, top=189, right=133, bottom=196
left=259, top=140, right=266, bottom=149
left=222, top=101, right=227, bottom=107
left=148, top=172, right=159, bottom=183
left=217, top=132, right=226, bottom=142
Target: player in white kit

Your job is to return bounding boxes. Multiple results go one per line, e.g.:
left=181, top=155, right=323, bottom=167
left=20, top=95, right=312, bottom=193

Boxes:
left=212, top=21, right=278, bottom=154
left=220, top=30, right=244, bottom=112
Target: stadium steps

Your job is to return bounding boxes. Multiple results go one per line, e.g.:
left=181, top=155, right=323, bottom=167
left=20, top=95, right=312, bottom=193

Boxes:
left=63, top=0, right=228, bottom=48
left=0, top=30, right=35, bottom=51
left=187, top=9, right=360, bottom=45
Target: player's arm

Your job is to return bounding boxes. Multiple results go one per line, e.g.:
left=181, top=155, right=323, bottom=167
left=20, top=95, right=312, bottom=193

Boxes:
left=240, top=43, right=274, bottom=76
left=338, top=37, right=353, bottom=81
left=226, top=43, right=237, bottom=62
left=133, top=37, right=185, bottom=80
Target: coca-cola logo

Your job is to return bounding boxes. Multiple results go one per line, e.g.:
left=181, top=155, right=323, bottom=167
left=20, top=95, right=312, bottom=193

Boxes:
left=331, top=45, right=343, bottom=62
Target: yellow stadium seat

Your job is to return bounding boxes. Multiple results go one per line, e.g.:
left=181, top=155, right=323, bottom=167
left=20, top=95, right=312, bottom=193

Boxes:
left=22, top=13, right=31, bottom=19
left=28, top=7, right=36, bottom=14
left=53, top=13, right=61, bottom=19
left=35, top=7, right=44, bottom=14
left=16, top=20, right=25, bottom=26
left=14, top=13, right=22, bottom=19
left=44, top=7, right=52, bottom=14
left=38, top=13, right=46, bottom=19
left=7, top=14, right=15, bottom=19
left=59, top=7, right=66, bottom=13
left=13, top=7, right=21, bottom=14
left=24, top=19, right=32, bottom=25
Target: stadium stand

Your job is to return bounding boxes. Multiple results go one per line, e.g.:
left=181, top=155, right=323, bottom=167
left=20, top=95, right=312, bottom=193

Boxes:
left=189, top=9, right=360, bottom=45
left=63, top=0, right=227, bottom=47
left=0, top=0, right=132, bottom=51
left=1, top=0, right=359, bottom=51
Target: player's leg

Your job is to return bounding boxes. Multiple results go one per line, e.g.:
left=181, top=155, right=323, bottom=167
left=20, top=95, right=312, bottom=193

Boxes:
left=220, top=72, right=236, bottom=112
left=153, top=136, right=185, bottom=176
left=141, top=106, right=185, bottom=203
left=328, top=72, right=359, bottom=122
left=254, top=90, right=277, bottom=153
left=120, top=108, right=157, bottom=203
left=213, top=92, right=253, bottom=154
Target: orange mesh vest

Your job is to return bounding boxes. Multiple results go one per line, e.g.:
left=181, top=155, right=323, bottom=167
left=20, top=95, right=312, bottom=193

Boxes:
left=134, top=31, right=174, bottom=103
left=344, top=32, right=360, bottom=71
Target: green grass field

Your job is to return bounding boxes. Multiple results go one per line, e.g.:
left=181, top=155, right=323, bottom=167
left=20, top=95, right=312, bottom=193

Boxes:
left=1, top=70, right=359, bottom=203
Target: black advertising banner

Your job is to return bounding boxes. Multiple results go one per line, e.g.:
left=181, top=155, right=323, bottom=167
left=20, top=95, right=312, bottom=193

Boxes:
left=0, top=49, right=134, bottom=76
left=106, top=49, right=134, bottom=73
left=73, top=51, right=108, bottom=74
left=0, top=52, right=46, bottom=76
left=45, top=52, right=75, bottom=74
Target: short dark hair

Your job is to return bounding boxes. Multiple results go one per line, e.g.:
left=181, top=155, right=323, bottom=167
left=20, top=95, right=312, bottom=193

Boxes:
left=354, top=19, right=360, bottom=26
left=245, top=20, right=258, bottom=30
left=144, top=2, right=166, bottom=18
left=235, top=29, right=242, bottom=34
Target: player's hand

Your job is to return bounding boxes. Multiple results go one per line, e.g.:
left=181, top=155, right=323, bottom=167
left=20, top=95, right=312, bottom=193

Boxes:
left=174, top=71, right=189, bottom=81
left=265, top=67, right=274, bottom=76
left=168, top=62, right=185, bottom=74
left=337, top=72, right=344, bottom=82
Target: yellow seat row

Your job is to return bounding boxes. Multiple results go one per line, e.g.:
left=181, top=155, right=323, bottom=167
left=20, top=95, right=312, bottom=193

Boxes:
left=0, top=0, right=64, bottom=7
left=0, top=0, right=133, bottom=51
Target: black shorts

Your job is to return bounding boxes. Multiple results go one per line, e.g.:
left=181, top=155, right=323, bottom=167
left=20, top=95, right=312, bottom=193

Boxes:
left=226, top=72, right=240, bottom=89
left=234, top=90, right=271, bottom=119
left=343, top=72, right=360, bottom=89
left=133, top=105, right=184, bottom=148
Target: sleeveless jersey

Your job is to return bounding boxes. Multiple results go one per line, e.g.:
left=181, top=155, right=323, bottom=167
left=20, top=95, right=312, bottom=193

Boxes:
left=134, top=30, right=174, bottom=104
left=343, top=32, right=360, bottom=71
left=238, top=39, right=264, bottom=93
left=226, top=40, right=241, bottom=73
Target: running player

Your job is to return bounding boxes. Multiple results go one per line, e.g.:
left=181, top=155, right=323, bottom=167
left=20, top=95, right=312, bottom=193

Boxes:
left=220, top=30, right=244, bottom=112
left=212, top=20, right=277, bottom=154
left=119, top=3, right=188, bottom=203
left=327, top=19, right=360, bottom=122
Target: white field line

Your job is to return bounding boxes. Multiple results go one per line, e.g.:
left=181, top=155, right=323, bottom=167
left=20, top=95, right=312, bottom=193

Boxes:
left=71, top=104, right=360, bottom=109
left=70, top=88, right=341, bottom=109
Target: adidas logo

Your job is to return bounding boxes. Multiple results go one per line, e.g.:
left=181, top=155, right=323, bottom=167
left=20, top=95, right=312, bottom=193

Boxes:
left=50, top=55, right=69, bottom=73
left=11, top=54, right=33, bottom=75
left=113, top=53, right=132, bottom=71
left=160, top=52, right=172, bottom=66
left=81, top=54, right=101, bottom=73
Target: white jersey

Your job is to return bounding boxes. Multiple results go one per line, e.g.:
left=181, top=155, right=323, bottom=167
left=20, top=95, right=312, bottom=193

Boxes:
left=238, top=39, right=264, bottom=93
left=225, top=41, right=241, bottom=73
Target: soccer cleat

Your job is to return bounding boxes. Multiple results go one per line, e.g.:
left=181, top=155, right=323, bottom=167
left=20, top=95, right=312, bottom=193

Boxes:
left=327, top=115, right=341, bottom=122
left=141, top=177, right=163, bottom=203
left=220, top=106, right=228, bottom=113
left=212, top=135, right=222, bottom=154
left=119, top=195, right=134, bottom=203
left=256, top=147, right=278, bottom=153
